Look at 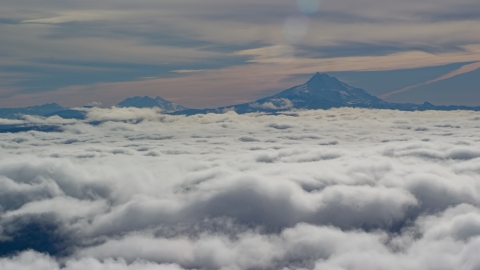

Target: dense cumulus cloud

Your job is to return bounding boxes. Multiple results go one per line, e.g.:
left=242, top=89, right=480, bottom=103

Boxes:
left=1, top=108, right=480, bottom=269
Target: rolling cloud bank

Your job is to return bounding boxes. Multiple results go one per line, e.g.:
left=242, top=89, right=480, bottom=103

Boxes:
left=1, top=108, right=480, bottom=269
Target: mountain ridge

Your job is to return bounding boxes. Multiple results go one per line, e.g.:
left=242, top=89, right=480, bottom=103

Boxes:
left=172, top=73, right=480, bottom=115
left=1, top=73, right=480, bottom=119
left=0, top=103, right=65, bottom=119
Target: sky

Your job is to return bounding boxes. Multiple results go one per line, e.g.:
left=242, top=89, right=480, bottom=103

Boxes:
left=1, top=0, right=480, bottom=108
left=2, top=108, right=480, bottom=269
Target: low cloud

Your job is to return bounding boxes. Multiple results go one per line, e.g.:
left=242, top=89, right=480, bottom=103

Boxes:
left=249, top=98, right=294, bottom=110
left=1, top=108, right=480, bottom=269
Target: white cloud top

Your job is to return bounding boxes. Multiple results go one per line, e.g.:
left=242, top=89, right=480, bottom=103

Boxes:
left=1, top=108, right=480, bottom=269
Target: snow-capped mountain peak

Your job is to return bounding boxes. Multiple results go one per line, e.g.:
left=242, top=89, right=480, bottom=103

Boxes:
left=259, top=73, right=383, bottom=109
left=306, top=72, right=345, bottom=90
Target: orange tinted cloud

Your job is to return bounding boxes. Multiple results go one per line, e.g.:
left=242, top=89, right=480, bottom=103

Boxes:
left=3, top=46, right=480, bottom=108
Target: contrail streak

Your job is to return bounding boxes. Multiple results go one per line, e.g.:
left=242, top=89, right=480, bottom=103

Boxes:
left=380, top=62, right=480, bottom=99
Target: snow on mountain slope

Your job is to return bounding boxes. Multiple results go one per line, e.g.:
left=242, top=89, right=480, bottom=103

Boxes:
left=255, top=72, right=384, bottom=109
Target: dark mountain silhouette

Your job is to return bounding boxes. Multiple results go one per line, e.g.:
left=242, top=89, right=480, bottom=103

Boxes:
left=0, top=103, right=64, bottom=119
left=1, top=73, right=480, bottom=120
left=173, top=73, right=480, bottom=115
left=0, top=96, right=188, bottom=120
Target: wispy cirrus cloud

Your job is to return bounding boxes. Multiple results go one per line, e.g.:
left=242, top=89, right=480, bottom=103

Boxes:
left=0, top=0, right=480, bottom=107
left=170, top=70, right=206, bottom=74
left=381, top=61, right=480, bottom=99
left=4, top=44, right=480, bottom=108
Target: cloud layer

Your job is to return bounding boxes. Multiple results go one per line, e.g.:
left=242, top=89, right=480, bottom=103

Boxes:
left=1, top=108, right=480, bottom=269
left=1, top=0, right=480, bottom=107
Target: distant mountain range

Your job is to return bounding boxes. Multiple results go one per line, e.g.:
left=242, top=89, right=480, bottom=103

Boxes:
left=173, top=72, right=480, bottom=115
left=0, top=96, right=188, bottom=120
left=1, top=73, right=479, bottom=119
left=0, top=103, right=65, bottom=119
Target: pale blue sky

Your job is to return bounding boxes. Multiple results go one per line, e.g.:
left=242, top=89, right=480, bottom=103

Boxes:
left=1, top=0, right=479, bottom=108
